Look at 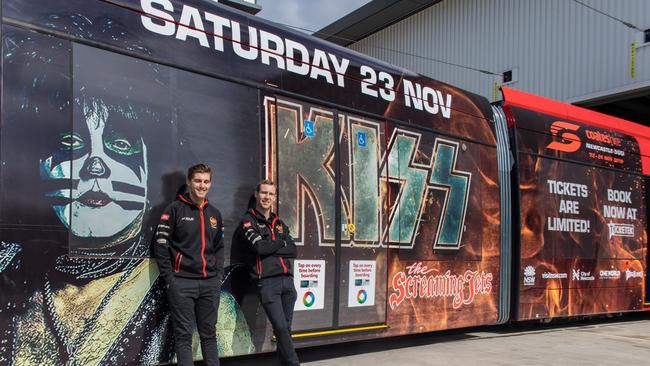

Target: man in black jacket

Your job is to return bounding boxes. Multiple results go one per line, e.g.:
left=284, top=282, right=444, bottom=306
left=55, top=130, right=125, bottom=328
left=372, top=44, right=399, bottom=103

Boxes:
left=154, top=164, right=224, bottom=366
left=233, top=179, right=300, bottom=366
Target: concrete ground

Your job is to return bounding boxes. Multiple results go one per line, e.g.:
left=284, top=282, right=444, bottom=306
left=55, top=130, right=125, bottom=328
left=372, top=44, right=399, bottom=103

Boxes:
left=222, top=313, right=650, bottom=365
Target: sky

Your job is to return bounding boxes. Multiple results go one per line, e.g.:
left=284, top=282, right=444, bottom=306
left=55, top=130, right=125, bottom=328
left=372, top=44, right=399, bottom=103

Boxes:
left=255, top=0, right=372, bottom=34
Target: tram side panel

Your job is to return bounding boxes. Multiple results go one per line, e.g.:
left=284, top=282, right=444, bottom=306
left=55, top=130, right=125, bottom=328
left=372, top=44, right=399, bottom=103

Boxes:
left=382, top=125, right=502, bottom=335
left=510, top=105, right=647, bottom=320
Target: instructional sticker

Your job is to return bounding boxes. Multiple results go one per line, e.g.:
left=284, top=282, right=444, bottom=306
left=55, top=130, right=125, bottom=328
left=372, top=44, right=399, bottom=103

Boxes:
left=294, top=260, right=325, bottom=311
left=348, top=260, right=376, bottom=307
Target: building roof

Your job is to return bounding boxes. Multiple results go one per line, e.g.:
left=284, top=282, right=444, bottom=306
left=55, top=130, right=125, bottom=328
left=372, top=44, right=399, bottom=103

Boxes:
left=314, top=0, right=441, bottom=46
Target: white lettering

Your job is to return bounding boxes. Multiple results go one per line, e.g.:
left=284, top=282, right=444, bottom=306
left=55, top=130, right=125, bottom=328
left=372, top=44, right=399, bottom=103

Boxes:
left=231, top=21, right=258, bottom=60
left=260, top=30, right=285, bottom=69
left=310, top=49, right=334, bottom=84
left=176, top=5, right=209, bottom=47
left=328, top=54, right=349, bottom=88
left=204, top=12, right=230, bottom=51
left=285, top=39, right=310, bottom=75
left=141, top=0, right=176, bottom=36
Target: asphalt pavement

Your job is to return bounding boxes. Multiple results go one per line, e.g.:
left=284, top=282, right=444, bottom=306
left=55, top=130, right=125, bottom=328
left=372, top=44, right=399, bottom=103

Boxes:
left=221, top=313, right=650, bottom=365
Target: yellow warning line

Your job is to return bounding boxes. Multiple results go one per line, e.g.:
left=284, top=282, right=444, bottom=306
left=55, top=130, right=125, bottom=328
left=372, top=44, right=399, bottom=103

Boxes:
left=287, top=324, right=389, bottom=340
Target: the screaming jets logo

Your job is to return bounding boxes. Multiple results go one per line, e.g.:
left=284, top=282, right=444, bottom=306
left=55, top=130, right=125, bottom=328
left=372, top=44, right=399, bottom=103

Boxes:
left=546, top=121, right=582, bottom=153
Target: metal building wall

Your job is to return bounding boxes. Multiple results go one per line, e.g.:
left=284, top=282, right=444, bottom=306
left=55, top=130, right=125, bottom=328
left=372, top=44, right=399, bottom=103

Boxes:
left=348, top=0, right=650, bottom=103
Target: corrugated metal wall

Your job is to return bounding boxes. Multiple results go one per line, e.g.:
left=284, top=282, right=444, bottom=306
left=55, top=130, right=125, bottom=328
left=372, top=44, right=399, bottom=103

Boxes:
left=348, top=0, right=650, bottom=103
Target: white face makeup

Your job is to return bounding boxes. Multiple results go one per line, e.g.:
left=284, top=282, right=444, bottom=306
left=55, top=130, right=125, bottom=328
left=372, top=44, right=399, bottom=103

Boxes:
left=40, top=98, right=148, bottom=239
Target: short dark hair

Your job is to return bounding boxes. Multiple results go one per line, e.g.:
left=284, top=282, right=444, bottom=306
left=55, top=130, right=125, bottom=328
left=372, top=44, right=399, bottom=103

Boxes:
left=256, top=179, right=275, bottom=192
left=187, top=164, right=212, bottom=181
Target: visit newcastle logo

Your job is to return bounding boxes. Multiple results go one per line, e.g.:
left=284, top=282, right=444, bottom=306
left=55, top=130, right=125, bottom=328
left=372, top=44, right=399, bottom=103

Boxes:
left=607, top=222, right=634, bottom=239
left=523, top=266, right=536, bottom=286
left=542, top=272, right=567, bottom=279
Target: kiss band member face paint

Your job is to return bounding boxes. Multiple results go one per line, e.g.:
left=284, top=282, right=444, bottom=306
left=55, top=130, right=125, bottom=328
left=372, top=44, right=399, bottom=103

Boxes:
left=40, top=96, right=148, bottom=240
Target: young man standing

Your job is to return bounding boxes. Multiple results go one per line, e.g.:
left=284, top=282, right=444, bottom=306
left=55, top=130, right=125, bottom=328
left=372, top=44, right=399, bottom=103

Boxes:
left=154, top=164, right=224, bottom=366
left=234, top=179, right=300, bottom=366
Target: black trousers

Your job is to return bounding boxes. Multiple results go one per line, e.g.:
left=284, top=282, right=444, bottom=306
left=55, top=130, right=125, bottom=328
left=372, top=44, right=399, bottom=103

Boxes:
left=257, top=275, right=300, bottom=366
left=166, top=275, right=221, bottom=366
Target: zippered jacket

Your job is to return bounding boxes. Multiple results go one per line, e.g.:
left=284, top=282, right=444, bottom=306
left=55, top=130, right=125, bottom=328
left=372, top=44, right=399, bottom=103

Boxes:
left=154, top=193, right=224, bottom=280
left=233, top=208, right=297, bottom=279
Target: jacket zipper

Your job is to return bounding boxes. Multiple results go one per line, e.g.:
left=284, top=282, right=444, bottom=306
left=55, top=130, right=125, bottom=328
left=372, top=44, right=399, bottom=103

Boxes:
left=279, top=257, right=288, bottom=274
left=175, top=253, right=183, bottom=272
left=199, top=204, right=207, bottom=278
left=174, top=253, right=181, bottom=272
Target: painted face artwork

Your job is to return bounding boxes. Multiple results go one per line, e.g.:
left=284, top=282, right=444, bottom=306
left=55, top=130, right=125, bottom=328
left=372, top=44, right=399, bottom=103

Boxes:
left=39, top=97, right=148, bottom=239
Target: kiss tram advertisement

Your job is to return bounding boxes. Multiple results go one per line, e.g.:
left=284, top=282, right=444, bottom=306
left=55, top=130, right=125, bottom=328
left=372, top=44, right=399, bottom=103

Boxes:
left=0, top=0, right=647, bottom=364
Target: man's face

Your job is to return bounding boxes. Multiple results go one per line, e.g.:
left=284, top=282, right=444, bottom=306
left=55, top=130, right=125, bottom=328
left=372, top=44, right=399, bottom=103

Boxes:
left=39, top=98, right=148, bottom=240
left=255, top=184, right=276, bottom=211
left=187, top=172, right=212, bottom=202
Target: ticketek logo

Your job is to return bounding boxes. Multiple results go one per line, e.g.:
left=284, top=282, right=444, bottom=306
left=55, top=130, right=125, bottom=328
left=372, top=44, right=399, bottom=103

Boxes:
left=546, top=121, right=581, bottom=152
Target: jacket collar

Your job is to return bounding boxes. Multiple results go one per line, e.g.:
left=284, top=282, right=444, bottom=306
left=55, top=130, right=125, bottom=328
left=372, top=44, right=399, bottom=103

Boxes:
left=178, top=192, right=208, bottom=209
left=249, top=208, right=277, bottom=223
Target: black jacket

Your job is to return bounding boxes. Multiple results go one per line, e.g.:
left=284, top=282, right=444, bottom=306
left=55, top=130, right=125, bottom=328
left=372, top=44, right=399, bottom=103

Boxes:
left=154, top=193, right=224, bottom=279
left=233, top=209, right=297, bottom=279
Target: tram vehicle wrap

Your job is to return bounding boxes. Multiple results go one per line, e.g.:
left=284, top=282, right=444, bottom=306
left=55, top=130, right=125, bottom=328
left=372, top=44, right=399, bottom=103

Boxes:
left=500, top=87, right=650, bottom=320
left=0, top=1, right=646, bottom=365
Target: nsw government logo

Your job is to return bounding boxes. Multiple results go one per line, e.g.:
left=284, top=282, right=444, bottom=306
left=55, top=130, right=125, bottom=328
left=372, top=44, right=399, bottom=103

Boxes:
left=572, top=269, right=595, bottom=281
left=523, top=266, right=536, bottom=286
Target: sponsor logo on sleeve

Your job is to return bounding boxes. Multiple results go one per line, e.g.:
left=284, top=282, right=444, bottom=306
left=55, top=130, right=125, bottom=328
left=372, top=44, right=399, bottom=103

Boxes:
left=243, top=221, right=252, bottom=229
left=160, top=214, right=170, bottom=221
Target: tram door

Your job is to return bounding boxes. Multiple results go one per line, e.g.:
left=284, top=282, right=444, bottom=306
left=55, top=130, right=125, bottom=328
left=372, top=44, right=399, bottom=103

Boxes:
left=336, top=113, right=387, bottom=328
left=265, top=95, right=388, bottom=332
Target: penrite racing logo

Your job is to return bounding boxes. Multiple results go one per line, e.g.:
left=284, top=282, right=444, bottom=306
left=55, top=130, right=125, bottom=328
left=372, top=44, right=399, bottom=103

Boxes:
left=546, top=121, right=582, bottom=153
left=607, top=222, right=634, bottom=239
left=389, top=262, right=492, bottom=310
